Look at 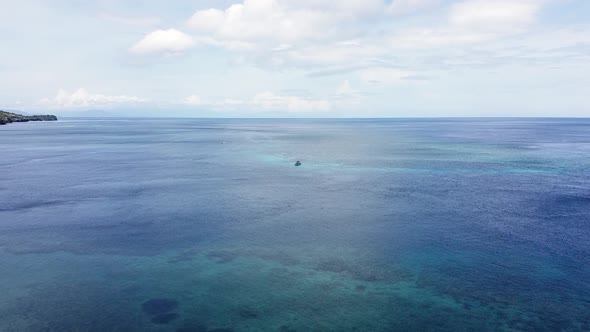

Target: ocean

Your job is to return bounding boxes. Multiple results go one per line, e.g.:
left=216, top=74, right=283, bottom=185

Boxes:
left=1, top=118, right=589, bottom=331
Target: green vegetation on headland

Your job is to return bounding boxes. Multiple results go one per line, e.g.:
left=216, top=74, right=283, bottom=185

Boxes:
left=0, top=110, right=57, bottom=125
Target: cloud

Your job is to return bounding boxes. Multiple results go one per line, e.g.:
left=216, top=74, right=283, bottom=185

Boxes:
left=221, top=98, right=246, bottom=106
left=253, top=91, right=331, bottom=112
left=130, top=29, right=194, bottom=55
left=186, top=2, right=326, bottom=46
left=360, top=68, right=415, bottom=83
left=389, top=0, right=543, bottom=50
left=333, top=80, right=364, bottom=105
left=186, top=8, right=226, bottom=32
left=180, top=0, right=443, bottom=72
left=389, top=0, right=440, bottom=15
left=449, top=0, right=540, bottom=32
left=336, top=80, right=355, bottom=96
left=389, top=28, right=496, bottom=49
left=186, top=0, right=386, bottom=48
left=206, top=91, right=331, bottom=112
left=40, top=89, right=146, bottom=109
left=177, top=90, right=330, bottom=112
left=182, top=95, right=203, bottom=106
left=184, top=0, right=544, bottom=74
left=183, top=0, right=549, bottom=72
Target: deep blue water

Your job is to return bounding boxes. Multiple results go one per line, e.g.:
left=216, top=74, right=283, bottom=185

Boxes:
left=1, top=118, right=589, bottom=331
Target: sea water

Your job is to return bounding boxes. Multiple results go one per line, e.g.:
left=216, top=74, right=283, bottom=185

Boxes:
left=0, top=118, right=589, bottom=331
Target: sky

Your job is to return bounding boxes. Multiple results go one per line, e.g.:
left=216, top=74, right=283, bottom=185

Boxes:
left=0, top=0, right=589, bottom=117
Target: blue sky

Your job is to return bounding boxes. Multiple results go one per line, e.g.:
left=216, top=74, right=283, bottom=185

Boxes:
left=1, top=0, right=589, bottom=117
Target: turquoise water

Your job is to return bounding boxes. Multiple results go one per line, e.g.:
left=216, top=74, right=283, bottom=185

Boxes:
left=1, top=118, right=589, bottom=331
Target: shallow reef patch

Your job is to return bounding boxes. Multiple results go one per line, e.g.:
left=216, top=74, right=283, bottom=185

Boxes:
left=207, top=250, right=238, bottom=263
left=151, top=312, right=179, bottom=324
left=176, top=324, right=208, bottom=332
left=239, top=308, right=259, bottom=319
left=141, top=298, right=179, bottom=315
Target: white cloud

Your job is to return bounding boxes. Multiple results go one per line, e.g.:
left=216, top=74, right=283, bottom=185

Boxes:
left=390, top=0, right=543, bottom=50
left=186, top=0, right=386, bottom=48
left=181, top=0, right=545, bottom=73
left=336, top=80, right=355, bottom=96
left=187, top=2, right=325, bottom=46
left=274, top=40, right=386, bottom=67
left=333, top=80, right=363, bottom=106
left=450, top=0, right=540, bottom=32
left=221, top=98, right=246, bottom=106
left=177, top=91, right=331, bottom=112
left=130, top=29, right=194, bottom=55
left=179, top=0, right=543, bottom=73
left=389, top=0, right=440, bottom=15
left=253, top=91, right=331, bottom=112
left=186, top=8, right=226, bottom=32
left=182, top=95, right=203, bottom=106
left=40, top=89, right=146, bottom=109
left=390, top=28, right=496, bottom=49
left=360, top=68, right=415, bottom=83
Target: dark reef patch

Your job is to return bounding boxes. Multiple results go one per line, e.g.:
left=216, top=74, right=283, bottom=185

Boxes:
left=176, top=325, right=208, bottom=332
left=251, top=250, right=300, bottom=266
left=151, top=312, right=179, bottom=324
left=169, top=247, right=201, bottom=263
left=315, top=257, right=386, bottom=282
left=208, top=328, right=234, bottom=332
left=4, top=281, right=142, bottom=331
left=279, top=325, right=296, bottom=332
left=239, top=308, right=259, bottom=319
left=141, top=298, right=179, bottom=315
left=207, top=250, right=238, bottom=263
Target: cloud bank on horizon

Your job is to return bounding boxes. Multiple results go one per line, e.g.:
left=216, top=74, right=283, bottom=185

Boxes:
left=0, top=0, right=589, bottom=117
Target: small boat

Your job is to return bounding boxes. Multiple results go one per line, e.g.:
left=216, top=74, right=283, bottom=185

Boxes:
left=294, top=161, right=302, bottom=167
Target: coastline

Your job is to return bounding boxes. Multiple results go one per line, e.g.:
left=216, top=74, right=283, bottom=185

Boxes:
left=0, top=110, right=57, bottom=125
